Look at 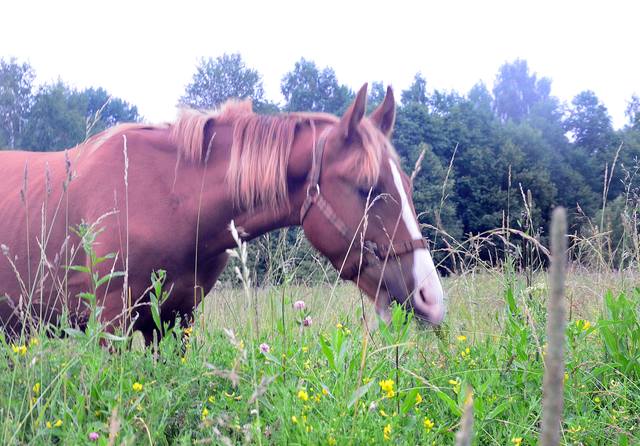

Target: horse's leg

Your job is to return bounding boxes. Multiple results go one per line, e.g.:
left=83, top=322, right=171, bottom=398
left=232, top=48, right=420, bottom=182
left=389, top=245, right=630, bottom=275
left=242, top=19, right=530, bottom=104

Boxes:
left=182, top=253, right=230, bottom=330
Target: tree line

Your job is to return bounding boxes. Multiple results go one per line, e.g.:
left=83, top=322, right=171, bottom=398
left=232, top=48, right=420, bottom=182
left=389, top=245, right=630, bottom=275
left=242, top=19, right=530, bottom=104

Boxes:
left=2, top=54, right=639, bottom=273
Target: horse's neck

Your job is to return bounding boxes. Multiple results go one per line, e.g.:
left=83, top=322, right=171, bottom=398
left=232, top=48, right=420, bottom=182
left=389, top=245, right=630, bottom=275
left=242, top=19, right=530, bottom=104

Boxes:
left=201, top=120, right=317, bottom=247
left=227, top=123, right=322, bottom=238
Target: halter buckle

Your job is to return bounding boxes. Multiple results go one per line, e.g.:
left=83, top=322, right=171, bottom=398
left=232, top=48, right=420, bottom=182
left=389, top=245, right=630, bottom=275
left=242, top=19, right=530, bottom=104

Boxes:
left=306, top=183, right=320, bottom=199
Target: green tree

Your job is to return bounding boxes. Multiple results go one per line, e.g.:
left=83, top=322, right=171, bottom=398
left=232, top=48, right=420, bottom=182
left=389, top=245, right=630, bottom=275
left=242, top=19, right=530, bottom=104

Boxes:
left=564, top=90, right=619, bottom=195
left=625, top=94, right=640, bottom=130
left=180, top=54, right=275, bottom=112
left=21, top=82, right=139, bottom=151
left=366, top=81, right=386, bottom=112
left=280, top=58, right=353, bottom=114
left=410, top=143, right=462, bottom=271
left=401, top=73, right=428, bottom=106
left=565, top=90, right=615, bottom=155
left=21, top=82, right=86, bottom=151
left=82, top=87, right=140, bottom=132
left=493, top=59, right=551, bottom=123
left=468, top=82, right=493, bottom=114
left=0, top=58, right=35, bottom=148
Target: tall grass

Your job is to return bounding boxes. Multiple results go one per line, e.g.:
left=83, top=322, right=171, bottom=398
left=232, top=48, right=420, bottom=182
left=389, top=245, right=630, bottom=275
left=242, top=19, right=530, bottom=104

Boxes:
left=1, top=131, right=640, bottom=444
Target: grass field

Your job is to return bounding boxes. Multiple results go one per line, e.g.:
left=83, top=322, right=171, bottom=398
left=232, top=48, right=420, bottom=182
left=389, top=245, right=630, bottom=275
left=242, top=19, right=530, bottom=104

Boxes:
left=1, top=263, right=639, bottom=445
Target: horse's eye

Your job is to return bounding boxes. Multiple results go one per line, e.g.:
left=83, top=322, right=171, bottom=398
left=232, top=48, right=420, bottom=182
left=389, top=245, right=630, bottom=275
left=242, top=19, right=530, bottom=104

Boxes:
left=358, top=186, right=378, bottom=199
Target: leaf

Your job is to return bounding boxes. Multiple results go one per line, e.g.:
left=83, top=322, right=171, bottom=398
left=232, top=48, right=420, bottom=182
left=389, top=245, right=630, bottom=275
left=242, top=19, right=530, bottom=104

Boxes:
left=347, top=380, right=375, bottom=409
left=63, top=328, right=84, bottom=338
left=261, top=351, right=281, bottom=365
left=101, top=332, right=128, bottom=342
left=68, top=265, right=90, bottom=273
left=434, top=389, right=462, bottom=417
left=401, top=388, right=419, bottom=415
left=77, top=292, right=95, bottom=301
left=319, top=336, right=336, bottom=371
left=95, top=271, right=125, bottom=288
left=485, top=400, right=509, bottom=420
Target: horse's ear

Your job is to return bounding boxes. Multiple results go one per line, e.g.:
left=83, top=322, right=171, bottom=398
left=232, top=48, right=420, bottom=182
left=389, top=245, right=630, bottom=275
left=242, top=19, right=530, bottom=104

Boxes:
left=370, top=86, right=396, bottom=137
left=339, top=83, right=368, bottom=143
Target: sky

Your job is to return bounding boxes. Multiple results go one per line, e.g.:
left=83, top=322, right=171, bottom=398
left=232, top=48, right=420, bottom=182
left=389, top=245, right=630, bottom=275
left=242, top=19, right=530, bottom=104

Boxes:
left=1, top=0, right=638, bottom=128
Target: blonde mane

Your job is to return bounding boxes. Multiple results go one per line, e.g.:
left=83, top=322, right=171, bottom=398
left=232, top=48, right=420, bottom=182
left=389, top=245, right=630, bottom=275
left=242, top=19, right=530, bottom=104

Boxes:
left=170, top=100, right=394, bottom=210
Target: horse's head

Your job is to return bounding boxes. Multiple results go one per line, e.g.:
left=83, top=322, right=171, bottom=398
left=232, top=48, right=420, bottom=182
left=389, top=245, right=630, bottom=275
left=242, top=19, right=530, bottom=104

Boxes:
left=299, top=84, right=445, bottom=325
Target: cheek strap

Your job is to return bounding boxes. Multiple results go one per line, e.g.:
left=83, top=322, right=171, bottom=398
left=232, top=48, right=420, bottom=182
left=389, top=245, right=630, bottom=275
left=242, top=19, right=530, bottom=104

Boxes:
left=299, top=121, right=429, bottom=279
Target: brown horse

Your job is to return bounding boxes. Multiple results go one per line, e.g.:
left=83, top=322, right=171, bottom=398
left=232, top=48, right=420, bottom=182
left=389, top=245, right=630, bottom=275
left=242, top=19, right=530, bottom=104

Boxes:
left=0, top=84, right=444, bottom=342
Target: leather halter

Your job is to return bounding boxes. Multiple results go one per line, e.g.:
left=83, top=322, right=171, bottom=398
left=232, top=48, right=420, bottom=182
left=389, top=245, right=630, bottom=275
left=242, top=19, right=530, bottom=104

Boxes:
left=299, top=122, right=428, bottom=279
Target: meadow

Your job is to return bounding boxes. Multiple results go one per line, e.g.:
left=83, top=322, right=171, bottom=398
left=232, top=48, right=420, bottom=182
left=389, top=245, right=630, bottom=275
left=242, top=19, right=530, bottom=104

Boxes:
left=1, top=240, right=638, bottom=445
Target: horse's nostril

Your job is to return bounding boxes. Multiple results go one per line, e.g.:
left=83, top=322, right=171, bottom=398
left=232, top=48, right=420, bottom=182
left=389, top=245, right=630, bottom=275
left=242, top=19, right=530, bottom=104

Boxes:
left=419, top=287, right=428, bottom=304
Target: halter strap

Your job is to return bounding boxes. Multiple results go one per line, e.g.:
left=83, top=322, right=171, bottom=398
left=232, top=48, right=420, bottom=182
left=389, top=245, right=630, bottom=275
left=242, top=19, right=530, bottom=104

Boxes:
left=299, top=121, right=428, bottom=279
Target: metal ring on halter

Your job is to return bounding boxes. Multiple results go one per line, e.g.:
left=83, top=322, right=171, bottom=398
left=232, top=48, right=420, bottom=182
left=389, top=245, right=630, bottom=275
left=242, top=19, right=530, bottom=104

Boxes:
left=306, top=183, right=320, bottom=199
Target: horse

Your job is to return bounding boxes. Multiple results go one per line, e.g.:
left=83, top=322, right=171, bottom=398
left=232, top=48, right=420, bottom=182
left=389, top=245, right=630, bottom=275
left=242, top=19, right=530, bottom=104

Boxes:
left=0, top=84, right=445, bottom=343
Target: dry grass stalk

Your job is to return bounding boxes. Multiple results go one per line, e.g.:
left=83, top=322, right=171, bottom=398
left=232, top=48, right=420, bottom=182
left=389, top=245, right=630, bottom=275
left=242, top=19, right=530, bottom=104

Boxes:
left=540, top=207, right=567, bottom=446
left=455, top=386, right=474, bottom=446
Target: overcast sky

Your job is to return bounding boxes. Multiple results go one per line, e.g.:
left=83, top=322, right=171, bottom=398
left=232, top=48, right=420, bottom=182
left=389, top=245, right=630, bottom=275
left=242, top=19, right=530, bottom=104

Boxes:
left=1, top=0, right=638, bottom=128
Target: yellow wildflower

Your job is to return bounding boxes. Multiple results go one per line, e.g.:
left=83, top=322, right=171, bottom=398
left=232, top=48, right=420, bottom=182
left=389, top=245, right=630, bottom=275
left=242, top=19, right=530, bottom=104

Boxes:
left=328, top=437, right=337, bottom=446
left=336, top=323, right=343, bottom=329
left=208, top=396, right=215, bottom=403
left=576, top=319, right=591, bottom=331
left=29, top=338, right=39, bottom=347
left=313, top=394, right=321, bottom=403
left=201, top=407, right=209, bottom=420
left=456, top=335, right=467, bottom=342
left=424, top=417, right=434, bottom=432
left=46, top=421, right=52, bottom=429
left=291, top=415, right=298, bottom=424
left=415, top=392, right=423, bottom=405
left=184, top=326, right=193, bottom=336
left=33, top=382, right=40, bottom=394
left=383, top=423, right=391, bottom=441
left=54, top=419, right=63, bottom=427
left=181, top=356, right=186, bottom=364
left=12, top=344, right=27, bottom=356
left=568, top=425, right=583, bottom=434
left=132, top=382, right=143, bottom=392
left=448, top=378, right=461, bottom=394
left=379, top=409, right=388, bottom=417
left=298, top=389, right=309, bottom=401
left=379, top=379, right=395, bottom=398
left=511, top=437, right=522, bottom=445
left=322, top=387, right=329, bottom=396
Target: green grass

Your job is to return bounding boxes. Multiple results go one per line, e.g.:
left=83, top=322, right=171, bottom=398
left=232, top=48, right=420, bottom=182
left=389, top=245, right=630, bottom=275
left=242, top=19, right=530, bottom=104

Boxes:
left=1, top=269, right=639, bottom=445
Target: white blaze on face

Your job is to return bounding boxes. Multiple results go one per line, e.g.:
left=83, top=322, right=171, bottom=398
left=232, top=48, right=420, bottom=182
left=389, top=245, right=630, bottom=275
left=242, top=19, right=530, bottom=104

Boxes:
left=388, top=158, right=445, bottom=323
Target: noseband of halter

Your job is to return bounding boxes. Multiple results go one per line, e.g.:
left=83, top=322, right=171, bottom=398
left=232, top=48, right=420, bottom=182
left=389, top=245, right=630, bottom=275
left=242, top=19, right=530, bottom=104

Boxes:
left=299, top=122, right=428, bottom=280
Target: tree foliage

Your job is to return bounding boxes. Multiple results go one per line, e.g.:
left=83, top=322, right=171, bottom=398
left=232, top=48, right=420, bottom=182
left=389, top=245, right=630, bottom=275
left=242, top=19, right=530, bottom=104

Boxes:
left=0, top=59, right=139, bottom=151
left=281, top=58, right=353, bottom=114
left=493, top=59, right=552, bottom=123
left=2, top=55, right=639, bottom=274
left=0, top=58, right=35, bottom=148
left=180, top=53, right=276, bottom=113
